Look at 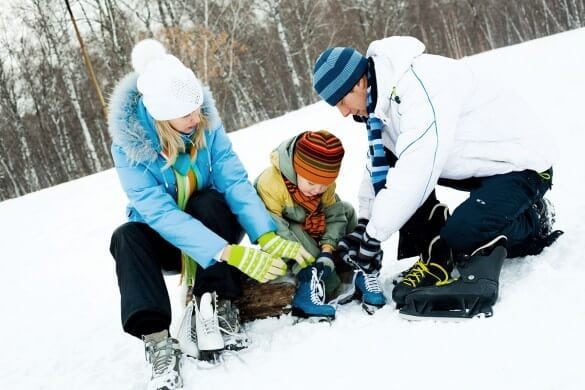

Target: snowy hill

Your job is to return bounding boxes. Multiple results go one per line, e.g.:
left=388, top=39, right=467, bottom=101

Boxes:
left=2, top=28, right=585, bottom=390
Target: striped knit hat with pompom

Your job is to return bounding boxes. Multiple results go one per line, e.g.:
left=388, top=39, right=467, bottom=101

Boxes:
left=293, top=130, right=345, bottom=185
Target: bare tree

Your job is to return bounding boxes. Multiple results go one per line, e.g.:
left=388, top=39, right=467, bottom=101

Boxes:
left=1, top=0, right=584, bottom=201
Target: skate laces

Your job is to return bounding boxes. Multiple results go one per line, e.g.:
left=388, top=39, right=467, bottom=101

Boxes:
left=217, top=312, right=243, bottom=338
left=402, top=260, right=449, bottom=287
left=147, top=338, right=177, bottom=376
left=201, top=316, right=220, bottom=336
left=310, top=267, right=326, bottom=304
left=197, top=294, right=221, bottom=336
left=402, top=260, right=428, bottom=287
left=216, top=300, right=248, bottom=349
left=361, top=270, right=382, bottom=293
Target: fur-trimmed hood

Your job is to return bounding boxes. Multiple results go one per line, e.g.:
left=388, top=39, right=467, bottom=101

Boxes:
left=108, top=72, right=222, bottom=165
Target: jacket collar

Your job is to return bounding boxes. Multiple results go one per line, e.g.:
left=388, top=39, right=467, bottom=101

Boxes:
left=270, top=134, right=300, bottom=184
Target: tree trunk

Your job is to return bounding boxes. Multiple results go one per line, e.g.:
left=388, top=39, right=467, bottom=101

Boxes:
left=63, top=69, right=103, bottom=171
left=269, top=0, right=305, bottom=108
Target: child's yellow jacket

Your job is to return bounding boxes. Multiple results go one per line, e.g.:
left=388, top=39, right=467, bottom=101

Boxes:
left=255, top=134, right=352, bottom=255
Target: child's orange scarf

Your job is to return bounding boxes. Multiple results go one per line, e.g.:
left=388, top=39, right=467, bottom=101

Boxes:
left=283, top=176, right=326, bottom=239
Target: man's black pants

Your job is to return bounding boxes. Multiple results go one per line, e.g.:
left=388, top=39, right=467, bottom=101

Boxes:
left=384, top=149, right=553, bottom=259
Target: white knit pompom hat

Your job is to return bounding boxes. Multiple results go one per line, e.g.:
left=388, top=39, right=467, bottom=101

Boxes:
left=131, top=39, right=203, bottom=121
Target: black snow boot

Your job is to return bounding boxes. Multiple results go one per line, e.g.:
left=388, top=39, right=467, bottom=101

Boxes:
left=508, top=197, right=564, bottom=258
left=399, top=236, right=507, bottom=320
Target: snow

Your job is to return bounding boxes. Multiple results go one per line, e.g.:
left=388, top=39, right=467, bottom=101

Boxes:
left=2, top=28, right=585, bottom=390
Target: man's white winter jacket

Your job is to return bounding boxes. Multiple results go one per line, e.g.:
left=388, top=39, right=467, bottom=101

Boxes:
left=360, top=36, right=555, bottom=243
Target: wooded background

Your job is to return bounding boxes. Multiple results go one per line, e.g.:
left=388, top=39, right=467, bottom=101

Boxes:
left=1, top=0, right=583, bottom=201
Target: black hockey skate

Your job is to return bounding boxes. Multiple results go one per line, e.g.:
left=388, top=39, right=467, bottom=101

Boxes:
left=399, top=236, right=507, bottom=320
left=392, top=236, right=452, bottom=307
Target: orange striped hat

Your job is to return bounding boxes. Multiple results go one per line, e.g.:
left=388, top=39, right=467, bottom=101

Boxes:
left=293, top=130, right=345, bottom=185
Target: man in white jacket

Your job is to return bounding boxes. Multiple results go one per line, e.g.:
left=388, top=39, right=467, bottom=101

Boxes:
left=312, top=37, right=563, bottom=319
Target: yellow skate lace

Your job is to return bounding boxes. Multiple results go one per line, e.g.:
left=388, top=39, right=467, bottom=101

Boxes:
left=402, top=260, right=450, bottom=287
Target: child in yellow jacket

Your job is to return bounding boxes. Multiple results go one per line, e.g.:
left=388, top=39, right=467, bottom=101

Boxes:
left=255, top=130, right=356, bottom=319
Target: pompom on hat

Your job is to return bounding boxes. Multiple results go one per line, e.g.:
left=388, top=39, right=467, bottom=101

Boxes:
left=131, top=39, right=203, bottom=121
left=293, top=130, right=345, bottom=186
left=312, top=47, right=368, bottom=106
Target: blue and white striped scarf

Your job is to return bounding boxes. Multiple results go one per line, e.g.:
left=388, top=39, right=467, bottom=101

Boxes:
left=366, top=72, right=389, bottom=195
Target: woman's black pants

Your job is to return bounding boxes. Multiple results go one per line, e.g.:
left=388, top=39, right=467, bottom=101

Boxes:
left=109, top=189, right=244, bottom=339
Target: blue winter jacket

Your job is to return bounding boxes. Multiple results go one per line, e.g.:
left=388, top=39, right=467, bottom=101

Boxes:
left=108, top=73, right=276, bottom=268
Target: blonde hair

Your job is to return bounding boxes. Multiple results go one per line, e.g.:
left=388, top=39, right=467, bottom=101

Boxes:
left=155, top=114, right=208, bottom=169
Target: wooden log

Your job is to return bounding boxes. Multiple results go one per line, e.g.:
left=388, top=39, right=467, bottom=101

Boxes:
left=235, top=278, right=296, bottom=322
left=185, top=277, right=296, bottom=322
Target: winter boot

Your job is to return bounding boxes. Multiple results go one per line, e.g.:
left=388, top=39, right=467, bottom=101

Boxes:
left=353, top=269, right=386, bottom=314
left=508, top=197, right=564, bottom=257
left=392, top=236, right=453, bottom=307
left=292, top=263, right=336, bottom=320
left=194, top=292, right=224, bottom=362
left=535, top=197, right=555, bottom=237
left=143, top=330, right=183, bottom=390
left=399, top=235, right=508, bottom=320
left=217, top=298, right=249, bottom=351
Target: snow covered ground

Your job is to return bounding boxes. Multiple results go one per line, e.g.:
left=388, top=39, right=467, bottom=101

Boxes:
left=2, top=29, right=585, bottom=390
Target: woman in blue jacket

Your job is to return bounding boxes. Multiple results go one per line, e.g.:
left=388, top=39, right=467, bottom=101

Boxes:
left=108, top=39, right=313, bottom=390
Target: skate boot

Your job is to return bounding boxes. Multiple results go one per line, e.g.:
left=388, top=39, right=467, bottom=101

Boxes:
left=292, top=263, right=336, bottom=321
left=194, top=292, right=224, bottom=363
left=176, top=297, right=198, bottom=358
left=353, top=269, right=386, bottom=314
left=393, top=203, right=450, bottom=285
left=392, top=236, right=452, bottom=308
left=400, top=235, right=507, bottom=320
left=217, top=298, right=249, bottom=351
left=143, top=330, right=183, bottom=390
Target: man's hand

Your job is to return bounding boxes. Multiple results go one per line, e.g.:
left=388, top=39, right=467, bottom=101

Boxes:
left=337, top=218, right=368, bottom=265
left=356, top=231, right=383, bottom=273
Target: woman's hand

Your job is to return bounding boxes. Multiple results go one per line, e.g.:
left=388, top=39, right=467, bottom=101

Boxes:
left=221, top=244, right=287, bottom=282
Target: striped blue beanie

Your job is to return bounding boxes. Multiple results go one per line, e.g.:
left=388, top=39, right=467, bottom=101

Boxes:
left=313, top=47, right=368, bottom=106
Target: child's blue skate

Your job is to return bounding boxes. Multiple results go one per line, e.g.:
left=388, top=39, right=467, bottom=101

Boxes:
left=292, top=264, right=336, bottom=321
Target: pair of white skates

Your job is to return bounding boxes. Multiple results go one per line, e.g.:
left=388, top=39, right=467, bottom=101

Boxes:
left=177, top=291, right=248, bottom=364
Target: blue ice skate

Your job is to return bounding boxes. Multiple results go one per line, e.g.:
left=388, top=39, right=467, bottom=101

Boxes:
left=292, top=264, right=336, bottom=320
left=354, top=269, right=386, bottom=314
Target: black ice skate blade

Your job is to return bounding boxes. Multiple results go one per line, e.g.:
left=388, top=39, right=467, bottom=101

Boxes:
left=398, top=310, right=490, bottom=322
left=361, top=302, right=385, bottom=315
left=197, top=350, right=225, bottom=366
left=398, top=298, right=494, bottom=321
left=291, top=308, right=335, bottom=324
left=333, top=289, right=385, bottom=315
left=223, top=340, right=249, bottom=352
